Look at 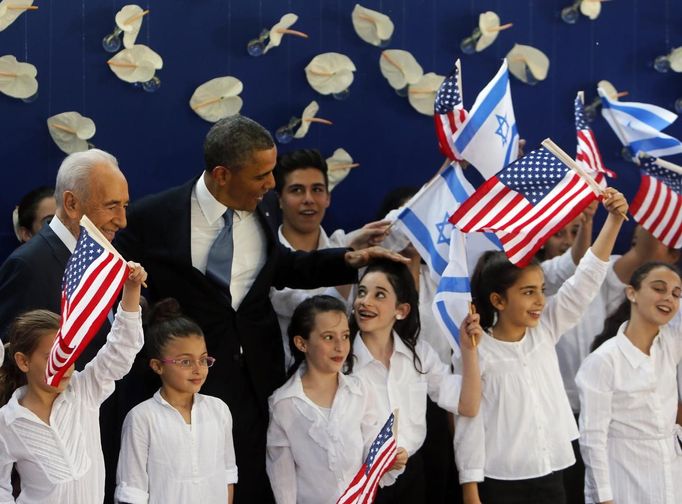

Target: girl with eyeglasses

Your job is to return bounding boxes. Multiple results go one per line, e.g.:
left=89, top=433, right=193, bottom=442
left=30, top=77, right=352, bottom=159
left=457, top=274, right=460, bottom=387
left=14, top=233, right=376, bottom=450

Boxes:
left=0, top=262, right=147, bottom=504
left=115, top=298, right=237, bottom=504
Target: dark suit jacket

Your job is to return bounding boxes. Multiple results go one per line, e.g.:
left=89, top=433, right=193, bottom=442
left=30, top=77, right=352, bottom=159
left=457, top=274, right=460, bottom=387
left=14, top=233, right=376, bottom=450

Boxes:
left=114, top=178, right=357, bottom=408
left=0, top=224, right=111, bottom=366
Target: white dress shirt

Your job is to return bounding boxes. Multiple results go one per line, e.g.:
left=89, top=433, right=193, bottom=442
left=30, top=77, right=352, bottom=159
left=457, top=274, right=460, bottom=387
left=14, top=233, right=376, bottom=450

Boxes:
left=555, top=256, right=625, bottom=412
left=190, top=176, right=266, bottom=310
left=0, top=307, right=143, bottom=504
left=541, top=248, right=577, bottom=297
left=270, top=226, right=349, bottom=369
left=49, top=215, right=77, bottom=253
left=352, top=333, right=462, bottom=484
left=454, top=249, right=609, bottom=483
left=266, top=368, right=380, bottom=504
left=577, top=323, right=682, bottom=504
left=115, top=390, right=238, bottom=504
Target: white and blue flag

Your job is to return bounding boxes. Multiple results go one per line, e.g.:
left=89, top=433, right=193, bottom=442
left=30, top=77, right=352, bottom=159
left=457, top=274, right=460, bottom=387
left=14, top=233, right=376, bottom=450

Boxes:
left=451, top=60, right=520, bottom=180
left=599, top=88, right=682, bottom=158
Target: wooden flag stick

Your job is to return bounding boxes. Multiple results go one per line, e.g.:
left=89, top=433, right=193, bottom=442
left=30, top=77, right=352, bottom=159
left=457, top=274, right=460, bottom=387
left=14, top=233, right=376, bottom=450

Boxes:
left=468, top=302, right=477, bottom=347
left=124, top=9, right=150, bottom=25
left=275, top=28, right=309, bottom=38
left=651, top=156, right=682, bottom=175
left=328, top=162, right=360, bottom=171
left=8, top=5, right=39, bottom=11
left=191, top=96, right=223, bottom=111
left=487, top=22, right=513, bottom=32
left=303, top=117, right=333, bottom=125
left=391, top=408, right=399, bottom=439
left=80, top=215, right=147, bottom=288
left=50, top=123, right=77, bottom=134
left=541, top=138, right=629, bottom=221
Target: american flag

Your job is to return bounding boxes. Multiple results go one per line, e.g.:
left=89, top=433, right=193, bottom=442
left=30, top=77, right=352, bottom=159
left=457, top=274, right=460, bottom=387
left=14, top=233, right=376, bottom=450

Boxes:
left=630, top=154, right=682, bottom=248
left=45, top=221, right=129, bottom=386
left=336, top=413, right=398, bottom=504
left=575, top=91, right=616, bottom=181
left=449, top=145, right=598, bottom=266
left=434, top=59, right=467, bottom=161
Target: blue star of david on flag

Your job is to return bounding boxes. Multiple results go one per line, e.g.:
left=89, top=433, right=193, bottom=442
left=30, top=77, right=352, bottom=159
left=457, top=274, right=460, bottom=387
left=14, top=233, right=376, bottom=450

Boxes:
left=495, top=114, right=510, bottom=146
left=435, top=212, right=453, bottom=245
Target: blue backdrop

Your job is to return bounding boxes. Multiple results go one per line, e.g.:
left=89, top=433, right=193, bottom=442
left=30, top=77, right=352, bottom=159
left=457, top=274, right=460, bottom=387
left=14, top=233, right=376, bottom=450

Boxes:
left=0, top=0, right=680, bottom=261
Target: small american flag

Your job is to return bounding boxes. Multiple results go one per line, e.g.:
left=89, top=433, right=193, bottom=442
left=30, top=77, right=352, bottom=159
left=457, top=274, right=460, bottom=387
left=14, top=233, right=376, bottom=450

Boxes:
left=575, top=91, right=616, bottom=181
left=449, top=145, right=598, bottom=266
left=631, top=154, right=682, bottom=248
left=45, top=217, right=129, bottom=386
left=336, top=413, right=398, bottom=504
left=434, top=59, right=467, bottom=161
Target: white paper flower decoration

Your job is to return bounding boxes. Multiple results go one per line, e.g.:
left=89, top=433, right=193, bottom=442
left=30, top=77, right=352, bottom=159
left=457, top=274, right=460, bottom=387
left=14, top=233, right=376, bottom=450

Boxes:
left=506, top=44, right=549, bottom=84
left=580, top=0, right=602, bottom=20
left=380, top=50, right=424, bottom=90
left=190, top=77, right=244, bottom=123
left=0, top=0, right=36, bottom=32
left=351, top=4, right=394, bottom=47
left=408, top=73, right=445, bottom=116
left=597, top=80, right=628, bottom=100
left=107, top=45, right=163, bottom=83
left=47, top=112, right=96, bottom=154
left=294, top=101, right=333, bottom=139
left=326, top=148, right=359, bottom=191
left=0, top=55, right=37, bottom=99
left=476, top=11, right=513, bottom=52
left=305, top=53, right=356, bottom=95
left=115, top=4, right=149, bottom=49
left=669, top=47, right=682, bottom=73
left=264, top=13, right=308, bottom=54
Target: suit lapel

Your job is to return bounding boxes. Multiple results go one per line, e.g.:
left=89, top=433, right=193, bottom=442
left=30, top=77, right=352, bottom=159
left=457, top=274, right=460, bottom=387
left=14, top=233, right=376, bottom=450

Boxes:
left=39, top=225, right=71, bottom=268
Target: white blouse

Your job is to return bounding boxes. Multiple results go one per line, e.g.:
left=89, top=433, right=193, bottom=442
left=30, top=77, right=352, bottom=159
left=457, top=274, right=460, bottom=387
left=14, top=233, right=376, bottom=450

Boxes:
left=266, top=369, right=380, bottom=504
left=454, top=249, right=609, bottom=483
left=0, top=307, right=143, bottom=504
left=352, top=333, right=462, bottom=485
left=577, top=323, right=682, bottom=504
left=115, top=390, right=237, bottom=504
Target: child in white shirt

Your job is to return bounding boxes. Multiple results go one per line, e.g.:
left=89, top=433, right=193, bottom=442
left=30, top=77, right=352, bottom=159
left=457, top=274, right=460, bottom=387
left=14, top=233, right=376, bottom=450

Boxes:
left=577, top=261, right=682, bottom=504
left=351, top=259, right=483, bottom=503
left=115, top=298, right=237, bottom=504
left=455, top=189, right=627, bottom=504
left=0, top=262, right=147, bottom=504
left=267, top=295, right=401, bottom=504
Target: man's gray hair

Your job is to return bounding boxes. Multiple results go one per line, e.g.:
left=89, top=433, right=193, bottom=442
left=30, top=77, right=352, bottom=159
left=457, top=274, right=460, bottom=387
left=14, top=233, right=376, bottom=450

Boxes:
left=54, top=149, right=119, bottom=207
left=203, top=115, right=275, bottom=172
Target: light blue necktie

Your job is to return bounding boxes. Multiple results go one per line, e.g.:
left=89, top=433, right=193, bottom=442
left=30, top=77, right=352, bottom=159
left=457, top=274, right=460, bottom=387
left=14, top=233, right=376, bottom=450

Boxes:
left=205, top=209, right=234, bottom=295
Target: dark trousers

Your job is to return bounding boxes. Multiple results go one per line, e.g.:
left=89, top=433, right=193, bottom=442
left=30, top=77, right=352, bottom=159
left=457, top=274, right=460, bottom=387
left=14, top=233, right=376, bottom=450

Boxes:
left=374, top=448, right=425, bottom=504
left=478, top=471, right=566, bottom=504
left=421, top=398, right=460, bottom=504
left=562, top=415, right=585, bottom=504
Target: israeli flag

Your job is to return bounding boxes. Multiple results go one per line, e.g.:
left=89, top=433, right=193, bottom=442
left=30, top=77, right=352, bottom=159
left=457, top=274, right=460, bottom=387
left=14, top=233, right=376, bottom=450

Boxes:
left=452, top=60, right=520, bottom=180
left=432, top=228, right=472, bottom=354
left=599, top=88, right=682, bottom=158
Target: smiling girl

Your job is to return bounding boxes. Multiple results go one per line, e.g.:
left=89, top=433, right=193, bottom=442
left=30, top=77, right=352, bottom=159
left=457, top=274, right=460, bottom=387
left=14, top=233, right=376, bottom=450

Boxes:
left=577, top=262, right=682, bottom=504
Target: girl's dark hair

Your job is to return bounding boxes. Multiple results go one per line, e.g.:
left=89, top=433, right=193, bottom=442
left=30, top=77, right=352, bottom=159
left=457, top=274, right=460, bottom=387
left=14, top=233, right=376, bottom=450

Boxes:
left=591, top=261, right=681, bottom=351
left=0, top=310, right=60, bottom=406
left=287, top=295, right=351, bottom=377
left=144, top=298, right=204, bottom=359
left=350, top=259, right=423, bottom=373
left=471, top=251, right=541, bottom=330
left=17, top=186, right=54, bottom=230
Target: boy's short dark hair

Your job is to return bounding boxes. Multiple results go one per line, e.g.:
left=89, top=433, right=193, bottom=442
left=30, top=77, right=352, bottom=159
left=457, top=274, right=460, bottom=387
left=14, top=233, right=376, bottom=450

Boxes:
left=274, top=149, right=328, bottom=193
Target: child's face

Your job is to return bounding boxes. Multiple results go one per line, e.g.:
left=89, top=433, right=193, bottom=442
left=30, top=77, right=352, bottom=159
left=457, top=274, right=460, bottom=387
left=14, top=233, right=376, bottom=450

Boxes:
left=279, top=168, right=330, bottom=235
left=354, top=271, right=410, bottom=336
left=17, top=331, right=75, bottom=394
left=628, top=267, right=681, bottom=326
left=297, top=310, right=350, bottom=375
left=543, top=218, right=580, bottom=259
left=152, top=334, right=210, bottom=397
left=493, top=265, right=545, bottom=330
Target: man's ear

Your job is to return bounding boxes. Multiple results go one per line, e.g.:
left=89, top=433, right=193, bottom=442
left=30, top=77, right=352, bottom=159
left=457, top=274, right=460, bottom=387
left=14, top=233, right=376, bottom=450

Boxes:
left=62, top=191, right=80, bottom=220
left=210, top=166, right=231, bottom=186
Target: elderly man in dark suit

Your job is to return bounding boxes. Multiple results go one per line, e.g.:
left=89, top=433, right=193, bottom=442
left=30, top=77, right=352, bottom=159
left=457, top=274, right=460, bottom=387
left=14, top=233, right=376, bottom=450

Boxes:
left=115, top=115, right=406, bottom=503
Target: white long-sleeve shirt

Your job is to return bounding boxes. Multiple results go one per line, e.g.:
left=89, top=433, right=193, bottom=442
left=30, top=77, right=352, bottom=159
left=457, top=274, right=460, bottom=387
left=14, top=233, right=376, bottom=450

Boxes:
left=577, top=323, right=682, bottom=504
left=353, top=333, right=462, bottom=484
left=115, top=390, right=237, bottom=504
left=0, top=307, right=143, bottom=504
left=266, top=369, right=380, bottom=504
left=454, top=249, right=609, bottom=483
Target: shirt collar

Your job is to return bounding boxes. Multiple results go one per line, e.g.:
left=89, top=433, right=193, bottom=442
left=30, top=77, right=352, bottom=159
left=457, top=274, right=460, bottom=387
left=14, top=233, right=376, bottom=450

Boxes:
left=49, top=215, right=77, bottom=253
left=269, top=365, right=361, bottom=405
left=152, top=388, right=203, bottom=410
left=195, top=175, right=228, bottom=226
left=615, top=323, right=652, bottom=369
left=277, top=225, right=331, bottom=250
left=352, top=331, right=410, bottom=370
left=2, top=385, right=70, bottom=425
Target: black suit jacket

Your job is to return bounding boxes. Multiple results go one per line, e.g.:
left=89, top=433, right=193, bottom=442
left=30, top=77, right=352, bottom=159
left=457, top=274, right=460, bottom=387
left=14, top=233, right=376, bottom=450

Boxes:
left=0, top=224, right=111, bottom=365
left=114, top=178, right=357, bottom=408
